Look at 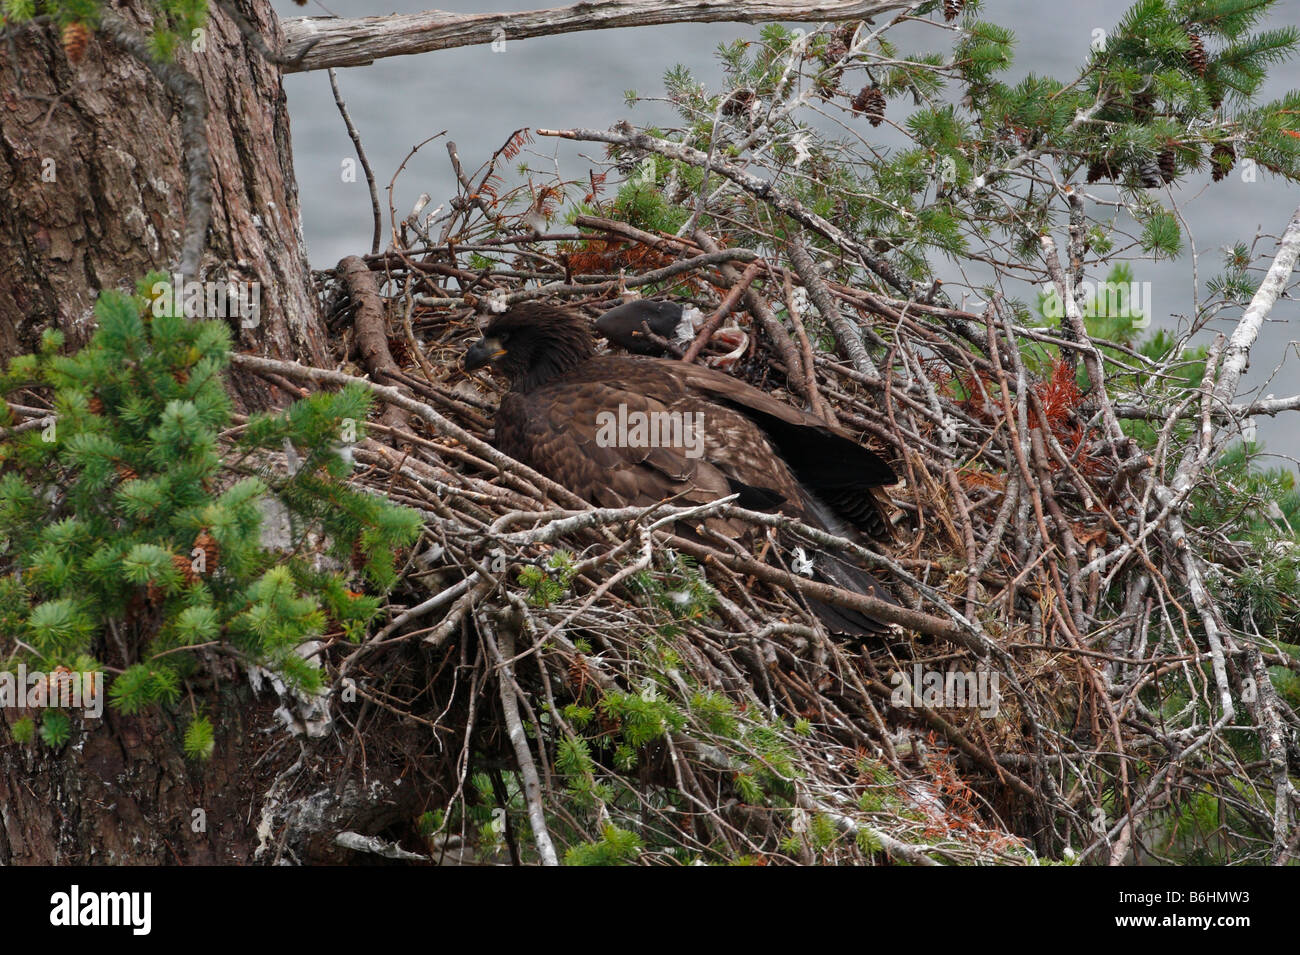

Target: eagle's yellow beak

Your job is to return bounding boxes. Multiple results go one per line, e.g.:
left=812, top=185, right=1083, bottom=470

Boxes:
left=463, top=337, right=507, bottom=371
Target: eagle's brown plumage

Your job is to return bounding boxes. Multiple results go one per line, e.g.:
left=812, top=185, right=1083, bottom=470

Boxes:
left=464, top=302, right=900, bottom=634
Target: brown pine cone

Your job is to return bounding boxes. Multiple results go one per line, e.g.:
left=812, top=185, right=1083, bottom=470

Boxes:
left=568, top=653, right=591, bottom=699
left=852, top=85, right=886, bottom=126
left=1132, top=89, right=1155, bottom=120
left=722, top=88, right=755, bottom=117
left=62, top=22, right=89, bottom=65
left=1157, top=147, right=1177, bottom=183
left=87, top=395, right=104, bottom=415
left=48, top=665, right=75, bottom=700
left=944, top=0, right=966, bottom=21
left=1210, top=143, right=1235, bottom=182
left=1185, top=29, right=1208, bottom=77
left=1138, top=160, right=1164, bottom=189
left=193, top=529, right=220, bottom=574
left=172, top=552, right=199, bottom=587
left=814, top=72, right=841, bottom=100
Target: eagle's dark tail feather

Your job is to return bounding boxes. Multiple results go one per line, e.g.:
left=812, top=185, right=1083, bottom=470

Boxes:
left=805, top=557, right=898, bottom=637
left=792, top=490, right=899, bottom=638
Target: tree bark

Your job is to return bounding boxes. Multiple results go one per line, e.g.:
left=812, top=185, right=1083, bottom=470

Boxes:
left=0, top=0, right=335, bottom=864
left=0, top=0, right=327, bottom=392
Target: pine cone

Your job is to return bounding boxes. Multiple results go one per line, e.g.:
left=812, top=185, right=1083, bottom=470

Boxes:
left=87, top=395, right=104, bottom=415
left=568, top=653, right=591, bottom=698
left=852, top=85, right=886, bottom=126
left=1157, top=147, right=1177, bottom=183
left=722, top=88, right=755, bottom=117
left=1185, top=29, right=1207, bottom=77
left=1132, top=88, right=1155, bottom=120
left=48, top=665, right=75, bottom=700
left=173, top=368, right=190, bottom=386
left=944, top=0, right=966, bottom=21
left=1138, top=160, right=1164, bottom=189
left=351, top=538, right=367, bottom=572
left=1210, top=142, right=1235, bottom=182
left=823, top=37, right=849, bottom=63
left=1081, top=157, right=1112, bottom=183
left=115, top=463, right=138, bottom=482
left=814, top=72, right=841, bottom=100
left=193, top=529, right=220, bottom=574
left=597, top=709, right=620, bottom=736
left=172, top=552, right=199, bottom=587
left=62, top=22, right=89, bottom=65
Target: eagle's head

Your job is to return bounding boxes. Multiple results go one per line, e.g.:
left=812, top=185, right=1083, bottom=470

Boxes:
left=593, top=299, right=693, bottom=355
left=463, top=302, right=597, bottom=392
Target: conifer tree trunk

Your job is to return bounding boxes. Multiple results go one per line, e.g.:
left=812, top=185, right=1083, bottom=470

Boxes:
left=0, top=0, right=332, bottom=864
left=0, top=0, right=327, bottom=389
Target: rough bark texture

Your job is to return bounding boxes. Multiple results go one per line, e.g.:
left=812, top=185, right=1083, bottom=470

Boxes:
left=0, top=0, right=327, bottom=382
left=339, top=254, right=407, bottom=429
left=0, top=673, right=273, bottom=864
left=0, top=660, right=433, bottom=864
left=0, top=0, right=343, bottom=864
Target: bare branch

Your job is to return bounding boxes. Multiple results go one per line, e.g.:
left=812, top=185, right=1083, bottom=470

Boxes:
left=281, top=1, right=912, bottom=74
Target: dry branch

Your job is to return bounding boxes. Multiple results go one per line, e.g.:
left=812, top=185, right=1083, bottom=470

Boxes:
left=280, top=1, right=912, bottom=73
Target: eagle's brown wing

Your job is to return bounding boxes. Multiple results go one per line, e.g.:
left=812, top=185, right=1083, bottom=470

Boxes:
left=559, top=356, right=899, bottom=540
left=493, top=357, right=898, bottom=634
left=496, top=376, right=798, bottom=535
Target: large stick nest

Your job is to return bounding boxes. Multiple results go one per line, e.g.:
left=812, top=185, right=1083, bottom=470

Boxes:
left=248, top=134, right=1300, bottom=866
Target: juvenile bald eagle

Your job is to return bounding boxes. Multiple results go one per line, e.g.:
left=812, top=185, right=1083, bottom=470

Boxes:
left=594, top=299, right=697, bottom=355
left=463, top=301, right=900, bottom=635
left=595, top=298, right=749, bottom=365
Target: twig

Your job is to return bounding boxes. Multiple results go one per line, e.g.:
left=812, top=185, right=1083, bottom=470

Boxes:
left=328, top=69, right=382, bottom=255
